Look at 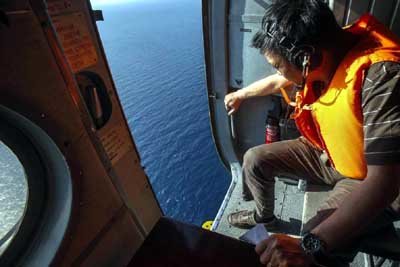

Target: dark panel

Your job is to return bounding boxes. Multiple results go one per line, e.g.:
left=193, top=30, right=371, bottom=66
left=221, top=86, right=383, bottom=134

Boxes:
left=389, top=0, right=400, bottom=36
left=112, top=150, right=161, bottom=233
left=73, top=208, right=143, bottom=267
left=129, top=217, right=264, bottom=267
left=332, top=0, right=347, bottom=26
left=347, top=0, right=370, bottom=25
left=371, top=0, right=396, bottom=26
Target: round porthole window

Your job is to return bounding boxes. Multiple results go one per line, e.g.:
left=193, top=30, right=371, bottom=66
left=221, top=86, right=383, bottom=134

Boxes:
left=0, top=106, right=71, bottom=267
left=0, top=140, right=28, bottom=255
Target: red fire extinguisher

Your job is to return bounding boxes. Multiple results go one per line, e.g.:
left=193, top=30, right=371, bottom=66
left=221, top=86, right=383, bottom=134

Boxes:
left=265, top=116, right=280, bottom=144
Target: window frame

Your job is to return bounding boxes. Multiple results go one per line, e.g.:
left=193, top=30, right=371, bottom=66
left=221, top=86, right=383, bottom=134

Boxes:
left=0, top=106, right=72, bottom=266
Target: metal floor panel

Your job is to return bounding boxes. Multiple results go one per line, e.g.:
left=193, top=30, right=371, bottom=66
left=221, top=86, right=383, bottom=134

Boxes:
left=214, top=174, right=304, bottom=239
left=213, top=168, right=400, bottom=267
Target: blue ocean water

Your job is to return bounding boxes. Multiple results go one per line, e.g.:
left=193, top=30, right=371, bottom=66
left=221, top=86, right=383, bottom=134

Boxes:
left=93, top=0, right=231, bottom=225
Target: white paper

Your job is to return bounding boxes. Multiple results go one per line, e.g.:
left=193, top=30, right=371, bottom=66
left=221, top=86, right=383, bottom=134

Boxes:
left=239, top=224, right=270, bottom=245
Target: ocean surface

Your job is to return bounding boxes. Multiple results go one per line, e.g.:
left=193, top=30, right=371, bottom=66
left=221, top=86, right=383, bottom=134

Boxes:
left=92, top=0, right=231, bottom=225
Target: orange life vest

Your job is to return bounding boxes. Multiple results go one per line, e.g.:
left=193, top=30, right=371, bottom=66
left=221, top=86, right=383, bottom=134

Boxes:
left=295, top=14, right=400, bottom=179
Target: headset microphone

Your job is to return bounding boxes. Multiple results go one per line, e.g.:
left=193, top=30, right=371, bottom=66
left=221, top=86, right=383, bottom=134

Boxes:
left=299, top=52, right=311, bottom=91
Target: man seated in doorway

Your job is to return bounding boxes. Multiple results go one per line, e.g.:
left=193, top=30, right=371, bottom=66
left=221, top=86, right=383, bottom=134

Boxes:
left=224, top=0, right=400, bottom=266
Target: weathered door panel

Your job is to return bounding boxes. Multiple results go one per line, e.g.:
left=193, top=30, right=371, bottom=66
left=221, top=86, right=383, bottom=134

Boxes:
left=0, top=0, right=162, bottom=265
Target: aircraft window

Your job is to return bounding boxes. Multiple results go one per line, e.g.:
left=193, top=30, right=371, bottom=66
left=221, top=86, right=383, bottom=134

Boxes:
left=0, top=141, right=28, bottom=256
left=0, top=106, right=71, bottom=266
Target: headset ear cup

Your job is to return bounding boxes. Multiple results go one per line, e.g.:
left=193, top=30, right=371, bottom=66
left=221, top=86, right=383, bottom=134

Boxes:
left=292, top=49, right=309, bottom=69
left=292, top=46, right=321, bottom=70
left=310, top=50, right=322, bottom=70
left=294, top=51, right=305, bottom=69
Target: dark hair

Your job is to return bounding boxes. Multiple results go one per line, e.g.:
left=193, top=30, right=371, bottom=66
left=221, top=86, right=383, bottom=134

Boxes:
left=251, top=0, right=341, bottom=68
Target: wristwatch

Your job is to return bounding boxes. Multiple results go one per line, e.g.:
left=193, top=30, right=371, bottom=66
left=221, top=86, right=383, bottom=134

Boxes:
left=301, top=232, right=327, bottom=260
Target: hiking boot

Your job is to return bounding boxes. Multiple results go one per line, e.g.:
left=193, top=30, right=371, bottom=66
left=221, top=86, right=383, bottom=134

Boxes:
left=227, top=210, right=257, bottom=229
left=227, top=210, right=277, bottom=229
left=242, top=194, right=253, bottom=202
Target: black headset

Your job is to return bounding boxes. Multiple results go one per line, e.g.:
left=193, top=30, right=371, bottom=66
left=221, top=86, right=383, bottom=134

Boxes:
left=264, top=22, right=323, bottom=90
left=264, top=22, right=321, bottom=71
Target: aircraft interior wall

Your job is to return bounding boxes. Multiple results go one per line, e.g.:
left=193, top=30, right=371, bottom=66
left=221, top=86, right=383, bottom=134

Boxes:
left=0, top=0, right=162, bottom=265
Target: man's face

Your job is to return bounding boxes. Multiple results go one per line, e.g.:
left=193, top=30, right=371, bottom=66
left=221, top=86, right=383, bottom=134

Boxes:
left=264, top=52, right=303, bottom=85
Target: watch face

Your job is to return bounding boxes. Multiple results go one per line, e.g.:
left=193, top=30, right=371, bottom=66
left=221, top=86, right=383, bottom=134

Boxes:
left=302, top=233, right=322, bottom=254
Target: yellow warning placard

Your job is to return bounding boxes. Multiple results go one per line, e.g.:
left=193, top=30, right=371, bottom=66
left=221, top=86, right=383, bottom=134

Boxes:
left=99, top=122, right=133, bottom=165
left=47, top=0, right=73, bottom=16
left=52, top=12, right=98, bottom=72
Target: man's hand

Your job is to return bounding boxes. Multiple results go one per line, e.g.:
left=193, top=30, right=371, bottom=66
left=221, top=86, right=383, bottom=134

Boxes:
left=255, top=234, right=312, bottom=267
left=223, top=74, right=291, bottom=115
left=224, top=91, right=245, bottom=115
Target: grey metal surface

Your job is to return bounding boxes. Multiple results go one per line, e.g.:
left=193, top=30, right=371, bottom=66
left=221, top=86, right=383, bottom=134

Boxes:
left=203, top=0, right=240, bottom=168
left=228, top=1, right=274, bottom=89
left=332, top=0, right=400, bottom=36
left=233, top=96, right=280, bottom=154
left=300, top=185, right=332, bottom=233
left=228, top=1, right=278, bottom=156
left=214, top=169, right=305, bottom=239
